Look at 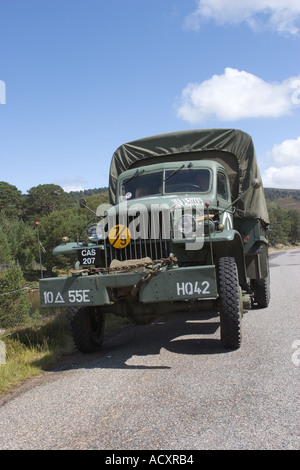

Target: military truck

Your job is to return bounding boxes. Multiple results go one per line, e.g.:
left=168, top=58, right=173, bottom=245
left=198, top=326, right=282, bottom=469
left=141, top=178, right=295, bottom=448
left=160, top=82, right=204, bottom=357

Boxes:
left=39, top=128, right=270, bottom=352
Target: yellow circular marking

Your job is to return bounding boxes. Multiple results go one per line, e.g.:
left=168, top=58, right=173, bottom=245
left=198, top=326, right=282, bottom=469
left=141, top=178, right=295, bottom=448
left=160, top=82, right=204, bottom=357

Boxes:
left=108, top=224, right=131, bottom=249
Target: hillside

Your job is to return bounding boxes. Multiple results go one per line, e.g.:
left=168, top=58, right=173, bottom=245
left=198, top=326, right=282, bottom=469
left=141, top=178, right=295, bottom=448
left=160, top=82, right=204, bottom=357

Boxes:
left=68, top=187, right=108, bottom=199
left=264, top=188, right=300, bottom=212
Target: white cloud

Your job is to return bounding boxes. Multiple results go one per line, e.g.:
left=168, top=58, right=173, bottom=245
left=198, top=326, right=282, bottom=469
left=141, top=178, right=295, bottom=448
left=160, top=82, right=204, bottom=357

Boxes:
left=176, top=68, right=300, bottom=123
left=54, top=177, right=86, bottom=193
left=62, top=185, right=85, bottom=193
left=269, top=136, right=300, bottom=165
left=261, top=136, right=300, bottom=189
left=262, top=165, right=300, bottom=189
left=184, top=0, right=300, bottom=36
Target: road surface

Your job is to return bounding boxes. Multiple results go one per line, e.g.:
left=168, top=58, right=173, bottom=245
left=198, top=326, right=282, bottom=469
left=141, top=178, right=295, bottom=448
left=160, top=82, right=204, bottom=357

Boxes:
left=0, top=249, right=299, bottom=450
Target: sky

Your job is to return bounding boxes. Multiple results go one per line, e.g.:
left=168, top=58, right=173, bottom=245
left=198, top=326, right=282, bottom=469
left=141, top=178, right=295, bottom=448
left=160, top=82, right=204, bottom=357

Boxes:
left=0, top=0, right=300, bottom=194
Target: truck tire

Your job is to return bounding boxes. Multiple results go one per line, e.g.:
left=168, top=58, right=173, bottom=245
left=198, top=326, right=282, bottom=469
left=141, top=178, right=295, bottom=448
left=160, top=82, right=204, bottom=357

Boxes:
left=69, top=306, right=105, bottom=353
left=217, top=257, right=242, bottom=349
left=252, top=273, right=270, bottom=308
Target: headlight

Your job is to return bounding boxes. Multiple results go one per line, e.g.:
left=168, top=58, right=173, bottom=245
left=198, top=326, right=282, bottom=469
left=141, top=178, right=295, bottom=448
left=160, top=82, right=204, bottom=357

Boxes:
left=87, top=224, right=100, bottom=243
left=95, top=220, right=107, bottom=243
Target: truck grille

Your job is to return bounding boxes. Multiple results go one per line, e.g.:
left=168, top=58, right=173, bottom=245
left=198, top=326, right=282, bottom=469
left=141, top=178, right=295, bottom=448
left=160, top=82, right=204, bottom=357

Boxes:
left=104, top=211, right=172, bottom=267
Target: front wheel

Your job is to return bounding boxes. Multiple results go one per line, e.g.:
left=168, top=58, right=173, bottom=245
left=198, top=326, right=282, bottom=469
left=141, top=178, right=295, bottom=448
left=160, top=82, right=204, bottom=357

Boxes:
left=69, top=306, right=105, bottom=353
left=217, top=257, right=242, bottom=349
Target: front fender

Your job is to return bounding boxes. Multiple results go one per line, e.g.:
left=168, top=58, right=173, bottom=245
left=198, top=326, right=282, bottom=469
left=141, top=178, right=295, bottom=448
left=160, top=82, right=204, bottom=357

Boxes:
left=210, top=229, right=247, bottom=285
left=52, top=242, right=81, bottom=256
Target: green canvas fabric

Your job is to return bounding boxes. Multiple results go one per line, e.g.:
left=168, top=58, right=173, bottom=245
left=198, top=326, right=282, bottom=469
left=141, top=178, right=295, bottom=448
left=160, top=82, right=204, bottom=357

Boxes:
left=109, top=128, right=269, bottom=224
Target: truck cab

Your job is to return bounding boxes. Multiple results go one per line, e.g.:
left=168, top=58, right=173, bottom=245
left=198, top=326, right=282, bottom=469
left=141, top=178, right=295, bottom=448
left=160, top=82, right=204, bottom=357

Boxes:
left=102, top=159, right=245, bottom=281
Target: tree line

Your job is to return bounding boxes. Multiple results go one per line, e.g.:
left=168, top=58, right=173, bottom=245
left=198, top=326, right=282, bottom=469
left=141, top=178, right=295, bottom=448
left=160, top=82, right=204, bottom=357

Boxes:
left=268, top=207, right=300, bottom=246
left=0, top=180, right=299, bottom=327
left=0, top=181, right=108, bottom=327
left=264, top=188, right=300, bottom=201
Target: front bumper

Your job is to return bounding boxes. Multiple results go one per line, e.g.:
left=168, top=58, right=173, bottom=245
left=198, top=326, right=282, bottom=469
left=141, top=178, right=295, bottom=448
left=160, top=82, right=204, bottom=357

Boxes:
left=39, top=265, right=218, bottom=308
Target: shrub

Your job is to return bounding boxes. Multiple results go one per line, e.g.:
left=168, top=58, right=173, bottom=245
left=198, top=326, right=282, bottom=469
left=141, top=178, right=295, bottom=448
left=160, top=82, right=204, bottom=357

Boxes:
left=0, top=265, right=31, bottom=328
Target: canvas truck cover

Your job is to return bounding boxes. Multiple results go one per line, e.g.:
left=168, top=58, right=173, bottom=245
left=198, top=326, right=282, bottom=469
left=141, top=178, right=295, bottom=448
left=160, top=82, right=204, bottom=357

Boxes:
left=109, top=128, right=269, bottom=225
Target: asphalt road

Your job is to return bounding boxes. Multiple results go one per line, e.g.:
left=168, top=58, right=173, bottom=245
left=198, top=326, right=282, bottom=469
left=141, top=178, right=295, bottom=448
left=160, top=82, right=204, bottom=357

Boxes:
left=0, top=249, right=299, bottom=450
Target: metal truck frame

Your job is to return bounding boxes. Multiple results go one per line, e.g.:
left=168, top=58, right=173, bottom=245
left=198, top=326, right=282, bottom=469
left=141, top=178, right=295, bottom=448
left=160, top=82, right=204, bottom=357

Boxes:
left=39, top=129, right=270, bottom=352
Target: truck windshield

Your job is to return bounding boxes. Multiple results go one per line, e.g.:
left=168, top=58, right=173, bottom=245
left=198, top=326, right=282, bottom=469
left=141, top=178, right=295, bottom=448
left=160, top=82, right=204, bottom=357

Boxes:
left=164, top=169, right=210, bottom=194
left=121, top=171, right=164, bottom=200
left=120, top=168, right=210, bottom=200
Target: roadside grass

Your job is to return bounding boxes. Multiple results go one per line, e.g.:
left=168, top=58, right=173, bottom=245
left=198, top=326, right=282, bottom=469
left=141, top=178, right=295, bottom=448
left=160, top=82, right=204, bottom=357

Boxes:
left=0, top=311, right=131, bottom=395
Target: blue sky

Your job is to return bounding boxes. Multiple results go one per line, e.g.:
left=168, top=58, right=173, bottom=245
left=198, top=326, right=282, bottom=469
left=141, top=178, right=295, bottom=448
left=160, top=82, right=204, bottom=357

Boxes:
left=1, top=0, right=300, bottom=193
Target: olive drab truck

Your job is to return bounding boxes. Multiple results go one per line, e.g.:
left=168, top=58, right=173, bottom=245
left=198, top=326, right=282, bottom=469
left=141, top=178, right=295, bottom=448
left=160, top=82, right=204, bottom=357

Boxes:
left=39, top=129, right=270, bottom=352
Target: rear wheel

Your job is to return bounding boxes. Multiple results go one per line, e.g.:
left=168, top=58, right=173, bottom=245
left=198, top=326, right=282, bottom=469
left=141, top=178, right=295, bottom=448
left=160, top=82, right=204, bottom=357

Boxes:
left=252, top=273, right=270, bottom=308
left=69, top=306, right=105, bottom=353
left=217, top=257, right=242, bottom=349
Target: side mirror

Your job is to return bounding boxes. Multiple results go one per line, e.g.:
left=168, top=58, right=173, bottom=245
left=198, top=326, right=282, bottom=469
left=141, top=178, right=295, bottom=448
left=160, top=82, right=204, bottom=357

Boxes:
left=219, top=177, right=262, bottom=215
left=252, top=178, right=262, bottom=189
left=79, top=197, right=97, bottom=216
left=79, top=198, right=87, bottom=208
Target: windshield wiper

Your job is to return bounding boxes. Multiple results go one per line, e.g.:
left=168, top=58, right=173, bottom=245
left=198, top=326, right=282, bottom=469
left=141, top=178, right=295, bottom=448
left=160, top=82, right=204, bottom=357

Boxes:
left=163, top=164, right=185, bottom=182
left=163, top=162, right=193, bottom=182
left=124, top=169, right=145, bottom=184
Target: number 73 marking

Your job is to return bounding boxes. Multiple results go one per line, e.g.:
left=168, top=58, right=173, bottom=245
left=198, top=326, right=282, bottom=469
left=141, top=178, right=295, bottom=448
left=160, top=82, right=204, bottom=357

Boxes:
left=108, top=224, right=131, bottom=249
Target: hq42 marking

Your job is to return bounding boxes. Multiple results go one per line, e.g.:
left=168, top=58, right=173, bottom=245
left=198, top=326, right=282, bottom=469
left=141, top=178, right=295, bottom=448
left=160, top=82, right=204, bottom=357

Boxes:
left=176, top=280, right=210, bottom=296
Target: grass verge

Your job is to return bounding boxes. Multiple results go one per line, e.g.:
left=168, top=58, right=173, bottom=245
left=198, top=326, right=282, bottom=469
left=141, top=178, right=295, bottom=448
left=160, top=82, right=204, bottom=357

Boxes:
left=0, top=311, right=131, bottom=396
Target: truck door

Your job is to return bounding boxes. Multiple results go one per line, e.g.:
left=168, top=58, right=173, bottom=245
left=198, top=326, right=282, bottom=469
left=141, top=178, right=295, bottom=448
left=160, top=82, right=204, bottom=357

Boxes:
left=217, top=171, right=232, bottom=229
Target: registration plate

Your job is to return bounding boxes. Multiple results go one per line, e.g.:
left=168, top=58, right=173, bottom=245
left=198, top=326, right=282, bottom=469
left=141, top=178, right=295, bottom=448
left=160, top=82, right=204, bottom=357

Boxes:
left=77, top=247, right=101, bottom=266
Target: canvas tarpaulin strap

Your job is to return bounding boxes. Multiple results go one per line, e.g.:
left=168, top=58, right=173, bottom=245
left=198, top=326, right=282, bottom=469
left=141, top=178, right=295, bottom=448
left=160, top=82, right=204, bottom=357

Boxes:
left=108, top=128, right=269, bottom=225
